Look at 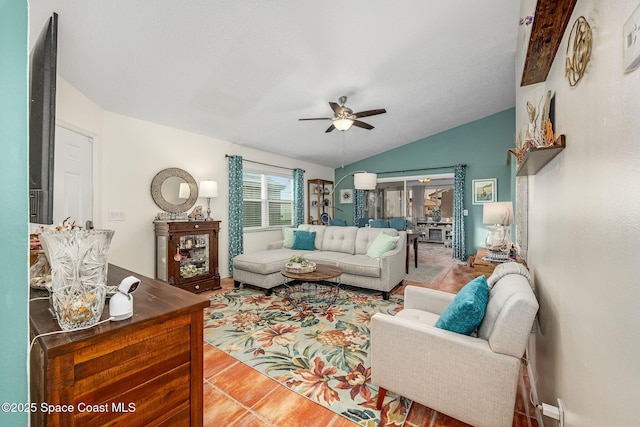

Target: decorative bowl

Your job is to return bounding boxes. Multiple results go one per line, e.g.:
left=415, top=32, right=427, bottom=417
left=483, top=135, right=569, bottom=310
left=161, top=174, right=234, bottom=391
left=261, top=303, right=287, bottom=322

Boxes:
left=285, top=262, right=317, bottom=273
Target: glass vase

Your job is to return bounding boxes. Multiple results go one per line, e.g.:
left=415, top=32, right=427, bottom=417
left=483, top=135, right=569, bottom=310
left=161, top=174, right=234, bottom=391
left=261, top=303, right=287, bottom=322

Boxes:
left=40, top=229, right=115, bottom=331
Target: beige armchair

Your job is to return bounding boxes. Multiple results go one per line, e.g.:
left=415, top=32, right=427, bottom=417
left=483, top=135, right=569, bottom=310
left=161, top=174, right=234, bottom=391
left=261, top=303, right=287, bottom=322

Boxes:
left=371, top=273, right=538, bottom=427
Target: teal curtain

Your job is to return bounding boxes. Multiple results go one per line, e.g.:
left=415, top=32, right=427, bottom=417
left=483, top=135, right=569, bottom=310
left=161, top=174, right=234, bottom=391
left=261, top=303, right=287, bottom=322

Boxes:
left=353, top=189, right=365, bottom=226
left=453, top=164, right=466, bottom=261
left=228, top=155, right=244, bottom=274
left=293, top=168, right=305, bottom=227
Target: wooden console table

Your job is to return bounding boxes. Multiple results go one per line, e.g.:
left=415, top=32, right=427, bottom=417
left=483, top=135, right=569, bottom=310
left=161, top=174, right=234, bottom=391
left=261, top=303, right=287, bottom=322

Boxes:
left=29, top=264, right=210, bottom=426
left=473, top=248, right=525, bottom=278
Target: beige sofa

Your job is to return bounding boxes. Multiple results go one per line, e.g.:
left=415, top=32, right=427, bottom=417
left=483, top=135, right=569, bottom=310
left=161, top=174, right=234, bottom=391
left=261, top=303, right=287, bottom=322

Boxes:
left=370, top=266, right=538, bottom=427
left=232, top=225, right=406, bottom=299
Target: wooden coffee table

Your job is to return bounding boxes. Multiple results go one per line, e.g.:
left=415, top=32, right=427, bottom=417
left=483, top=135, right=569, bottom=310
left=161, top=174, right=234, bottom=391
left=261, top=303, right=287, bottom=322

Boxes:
left=281, top=264, right=342, bottom=309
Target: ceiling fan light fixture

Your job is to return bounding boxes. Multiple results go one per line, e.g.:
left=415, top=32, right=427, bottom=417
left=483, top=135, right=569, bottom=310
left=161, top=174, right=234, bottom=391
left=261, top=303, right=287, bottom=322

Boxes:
left=333, top=117, right=354, bottom=131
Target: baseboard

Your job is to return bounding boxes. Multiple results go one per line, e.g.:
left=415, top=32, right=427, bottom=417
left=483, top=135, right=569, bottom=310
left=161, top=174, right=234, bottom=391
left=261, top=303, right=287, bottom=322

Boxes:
left=525, top=347, right=545, bottom=426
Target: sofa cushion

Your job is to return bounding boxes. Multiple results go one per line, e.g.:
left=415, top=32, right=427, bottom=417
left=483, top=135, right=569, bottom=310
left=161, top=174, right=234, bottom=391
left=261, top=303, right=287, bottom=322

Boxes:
left=435, top=275, right=489, bottom=335
left=292, top=230, right=316, bottom=250
left=366, top=232, right=400, bottom=260
left=321, top=226, right=358, bottom=254
left=337, top=254, right=381, bottom=278
left=233, top=249, right=297, bottom=275
left=355, top=228, right=399, bottom=255
left=282, top=227, right=295, bottom=248
left=298, top=224, right=326, bottom=250
left=304, top=251, right=349, bottom=266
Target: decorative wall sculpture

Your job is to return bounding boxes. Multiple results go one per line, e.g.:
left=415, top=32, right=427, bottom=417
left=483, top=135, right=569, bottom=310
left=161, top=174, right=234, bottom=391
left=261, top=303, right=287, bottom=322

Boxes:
left=565, top=16, right=593, bottom=86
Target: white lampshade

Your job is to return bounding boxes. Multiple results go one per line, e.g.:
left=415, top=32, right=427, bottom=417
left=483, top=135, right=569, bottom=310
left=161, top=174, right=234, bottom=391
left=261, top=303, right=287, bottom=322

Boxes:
left=178, top=182, right=190, bottom=199
left=333, top=118, right=354, bottom=131
left=353, top=172, right=377, bottom=190
left=483, top=202, right=513, bottom=225
left=199, top=180, right=219, bottom=198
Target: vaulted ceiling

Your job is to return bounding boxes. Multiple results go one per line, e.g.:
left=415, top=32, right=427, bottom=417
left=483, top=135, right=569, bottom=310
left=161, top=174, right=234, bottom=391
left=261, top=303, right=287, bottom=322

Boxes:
left=29, top=0, right=519, bottom=168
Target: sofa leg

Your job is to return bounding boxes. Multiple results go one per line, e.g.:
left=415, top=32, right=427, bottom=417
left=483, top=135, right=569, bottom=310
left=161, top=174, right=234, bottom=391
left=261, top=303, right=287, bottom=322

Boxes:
left=265, top=289, right=273, bottom=296
left=382, top=291, right=390, bottom=300
left=233, top=280, right=241, bottom=288
left=376, top=387, right=387, bottom=409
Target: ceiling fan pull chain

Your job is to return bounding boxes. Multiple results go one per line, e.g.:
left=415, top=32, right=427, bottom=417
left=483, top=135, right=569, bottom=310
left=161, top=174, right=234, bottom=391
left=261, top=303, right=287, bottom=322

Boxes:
left=341, top=132, right=345, bottom=168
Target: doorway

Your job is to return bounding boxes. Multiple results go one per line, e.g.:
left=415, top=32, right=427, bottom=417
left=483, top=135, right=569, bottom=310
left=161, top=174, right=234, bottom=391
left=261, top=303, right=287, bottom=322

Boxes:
left=362, top=174, right=454, bottom=245
left=53, top=125, right=93, bottom=227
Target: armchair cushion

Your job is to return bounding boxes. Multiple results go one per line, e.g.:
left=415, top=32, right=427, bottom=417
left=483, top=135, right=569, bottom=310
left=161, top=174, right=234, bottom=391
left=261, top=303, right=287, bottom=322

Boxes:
left=435, top=275, right=489, bottom=335
left=292, top=230, right=316, bottom=251
left=396, top=308, right=440, bottom=325
left=388, top=217, right=407, bottom=230
left=370, top=219, right=390, bottom=228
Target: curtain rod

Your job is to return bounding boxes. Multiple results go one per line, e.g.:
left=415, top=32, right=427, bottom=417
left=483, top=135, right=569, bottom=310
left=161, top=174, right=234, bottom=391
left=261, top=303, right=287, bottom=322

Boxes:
left=375, top=164, right=466, bottom=175
left=225, top=154, right=304, bottom=172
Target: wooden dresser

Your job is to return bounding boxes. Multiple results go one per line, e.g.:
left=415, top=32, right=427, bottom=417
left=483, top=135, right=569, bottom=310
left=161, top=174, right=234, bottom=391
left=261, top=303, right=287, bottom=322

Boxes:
left=29, top=264, right=210, bottom=426
left=154, top=220, right=221, bottom=293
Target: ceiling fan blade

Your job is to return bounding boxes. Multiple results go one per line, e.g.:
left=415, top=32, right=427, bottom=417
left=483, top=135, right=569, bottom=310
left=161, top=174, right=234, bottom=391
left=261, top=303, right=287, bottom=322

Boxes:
left=352, top=120, right=374, bottom=130
left=353, top=108, right=387, bottom=119
left=329, top=102, right=346, bottom=116
left=299, top=117, right=332, bottom=121
left=325, top=124, right=336, bottom=133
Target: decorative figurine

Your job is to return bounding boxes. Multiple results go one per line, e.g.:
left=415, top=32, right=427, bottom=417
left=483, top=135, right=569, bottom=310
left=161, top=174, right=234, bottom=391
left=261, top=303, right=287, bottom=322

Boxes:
left=189, top=205, right=204, bottom=220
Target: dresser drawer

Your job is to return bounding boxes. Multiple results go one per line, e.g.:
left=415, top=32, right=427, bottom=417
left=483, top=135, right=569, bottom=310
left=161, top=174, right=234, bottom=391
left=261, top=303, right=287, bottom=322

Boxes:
left=178, top=280, right=213, bottom=293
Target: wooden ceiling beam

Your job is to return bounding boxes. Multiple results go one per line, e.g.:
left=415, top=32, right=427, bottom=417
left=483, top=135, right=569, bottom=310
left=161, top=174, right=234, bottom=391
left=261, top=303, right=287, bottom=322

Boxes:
left=520, top=0, right=577, bottom=86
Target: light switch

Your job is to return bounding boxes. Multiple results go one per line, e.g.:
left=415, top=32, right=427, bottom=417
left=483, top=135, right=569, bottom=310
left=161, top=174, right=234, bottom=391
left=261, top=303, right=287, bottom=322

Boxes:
left=108, top=210, right=125, bottom=221
left=463, top=209, right=469, bottom=216
left=624, top=4, right=640, bottom=71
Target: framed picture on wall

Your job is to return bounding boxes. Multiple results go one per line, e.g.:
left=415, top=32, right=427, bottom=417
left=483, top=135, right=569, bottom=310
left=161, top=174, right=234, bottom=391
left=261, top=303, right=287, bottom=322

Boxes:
left=472, top=179, right=497, bottom=204
left=340, top=189, right=353, bottom=204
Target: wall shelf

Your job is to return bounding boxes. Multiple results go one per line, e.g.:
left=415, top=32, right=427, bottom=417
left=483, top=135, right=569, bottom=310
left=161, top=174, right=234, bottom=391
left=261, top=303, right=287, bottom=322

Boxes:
left=520, top=0, right=577, bottom=86
left=514, top=135, right=566, bottom=176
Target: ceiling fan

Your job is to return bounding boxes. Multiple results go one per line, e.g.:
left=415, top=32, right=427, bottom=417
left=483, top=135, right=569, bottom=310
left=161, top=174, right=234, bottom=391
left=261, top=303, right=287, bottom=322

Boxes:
left=299, top=96, right=386, bottom=133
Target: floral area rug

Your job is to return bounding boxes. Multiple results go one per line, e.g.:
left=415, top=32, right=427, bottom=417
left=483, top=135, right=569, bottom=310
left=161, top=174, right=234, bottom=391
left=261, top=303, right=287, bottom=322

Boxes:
left=203, top=285, right=412, bottom=426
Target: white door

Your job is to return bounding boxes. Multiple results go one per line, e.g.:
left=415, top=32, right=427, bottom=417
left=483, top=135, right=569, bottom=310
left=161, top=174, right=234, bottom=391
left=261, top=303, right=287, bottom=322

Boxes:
left=53, top=125, right=93, bottom=227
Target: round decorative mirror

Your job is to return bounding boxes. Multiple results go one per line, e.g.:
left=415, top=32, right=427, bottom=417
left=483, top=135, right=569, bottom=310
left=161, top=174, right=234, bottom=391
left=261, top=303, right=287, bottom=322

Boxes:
left=150, top=168, right=198, bottom=213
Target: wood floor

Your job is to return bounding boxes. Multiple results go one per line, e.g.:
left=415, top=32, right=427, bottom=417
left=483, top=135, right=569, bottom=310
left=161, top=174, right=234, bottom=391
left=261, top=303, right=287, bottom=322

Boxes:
left=200, top=243, right=540, bottom=426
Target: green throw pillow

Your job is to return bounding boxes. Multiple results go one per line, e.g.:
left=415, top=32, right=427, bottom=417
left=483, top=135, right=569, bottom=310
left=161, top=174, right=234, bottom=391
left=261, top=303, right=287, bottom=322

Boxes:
left=366, top=232, right=400, bottom=260
left=435, top=275, right=489, bottom=335
left=282, top=228, right=295, bottom=248
left=292, top=230, right=316, bottom=251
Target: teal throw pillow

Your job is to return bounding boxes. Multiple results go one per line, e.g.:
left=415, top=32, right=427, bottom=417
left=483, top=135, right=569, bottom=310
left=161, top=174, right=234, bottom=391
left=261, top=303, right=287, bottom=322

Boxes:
left=292, top=230, right=316, bottom=251
left=435, top=275, right=489, bottom=335
left=366, top=232, right=400, bottom=260
left=282, top=228, right=295, bottom=248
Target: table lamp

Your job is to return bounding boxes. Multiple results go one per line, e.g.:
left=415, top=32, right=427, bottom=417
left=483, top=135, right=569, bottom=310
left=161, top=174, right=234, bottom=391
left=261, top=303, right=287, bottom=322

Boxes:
left=199, top=180, right=218, bottom=221
left=482, top=201, right=513, bottom=260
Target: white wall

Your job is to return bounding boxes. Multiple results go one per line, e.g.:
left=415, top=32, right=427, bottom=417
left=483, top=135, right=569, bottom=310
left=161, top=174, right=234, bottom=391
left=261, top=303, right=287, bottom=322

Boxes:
left=517, top=1, right=640, bottom=425
left=55, top=78, right=333, bottom=279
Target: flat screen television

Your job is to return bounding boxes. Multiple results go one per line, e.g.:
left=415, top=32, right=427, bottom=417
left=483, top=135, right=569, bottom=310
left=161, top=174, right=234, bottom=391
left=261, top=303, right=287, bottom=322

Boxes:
left=29, top=13, right=58, bottom=224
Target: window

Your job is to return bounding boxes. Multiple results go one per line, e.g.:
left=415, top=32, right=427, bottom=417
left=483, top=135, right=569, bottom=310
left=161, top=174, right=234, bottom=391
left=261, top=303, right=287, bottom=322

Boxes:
left=243, top=171, right=293, bottom=229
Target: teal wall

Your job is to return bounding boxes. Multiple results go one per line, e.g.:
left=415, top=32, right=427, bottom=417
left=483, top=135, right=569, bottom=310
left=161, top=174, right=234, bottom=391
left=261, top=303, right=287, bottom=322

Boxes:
left=0, top=0, right=29, bottom=425
left=335, top=108, right=515, bottom=257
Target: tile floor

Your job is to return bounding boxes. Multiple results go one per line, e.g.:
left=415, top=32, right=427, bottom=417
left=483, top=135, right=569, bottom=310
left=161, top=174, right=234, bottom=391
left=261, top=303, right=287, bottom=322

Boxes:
left=200, top=243, right=540, bottom=426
